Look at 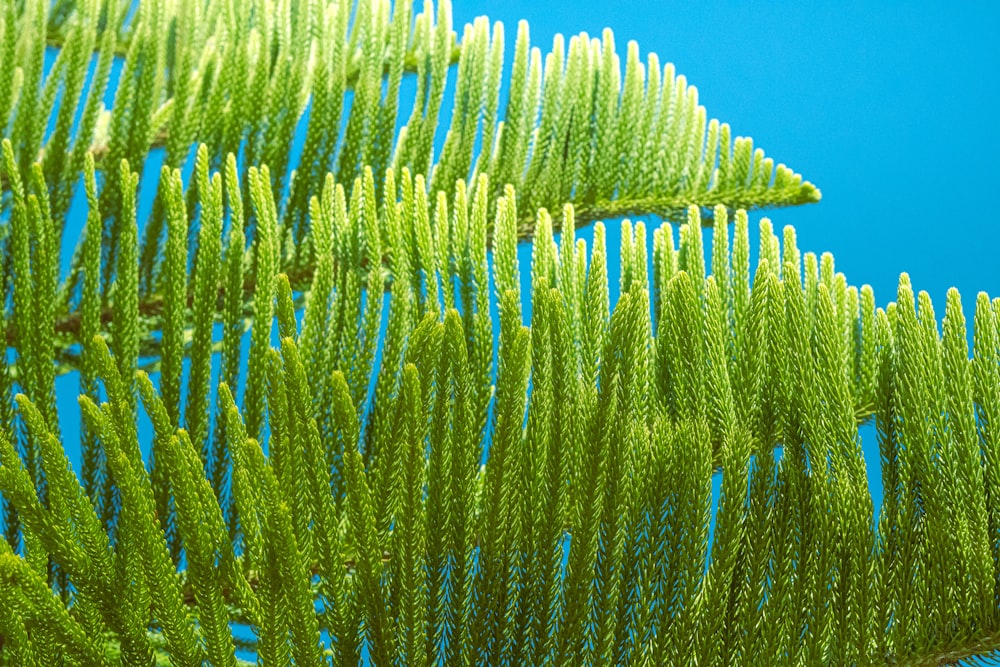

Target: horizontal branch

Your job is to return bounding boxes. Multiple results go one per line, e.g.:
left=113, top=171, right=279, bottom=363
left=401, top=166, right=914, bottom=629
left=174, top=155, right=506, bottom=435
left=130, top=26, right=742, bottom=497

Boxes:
left=8, top=188, right=820, bottom=375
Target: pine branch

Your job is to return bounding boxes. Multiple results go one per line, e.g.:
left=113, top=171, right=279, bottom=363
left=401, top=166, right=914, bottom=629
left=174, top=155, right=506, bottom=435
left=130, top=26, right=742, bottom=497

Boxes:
left=5, top=0, right=819, bottom=336
left=5, top=1, right=1000, bottom=665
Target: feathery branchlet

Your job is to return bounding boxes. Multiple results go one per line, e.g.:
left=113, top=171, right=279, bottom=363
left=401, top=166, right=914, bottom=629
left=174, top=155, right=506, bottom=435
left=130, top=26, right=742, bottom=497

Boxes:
left=0, top=1, right=996, bottom=665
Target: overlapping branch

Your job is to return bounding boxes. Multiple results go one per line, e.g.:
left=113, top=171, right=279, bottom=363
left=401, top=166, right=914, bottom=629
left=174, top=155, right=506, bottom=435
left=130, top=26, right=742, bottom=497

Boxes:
left=3, top=0, right=999, bottom=665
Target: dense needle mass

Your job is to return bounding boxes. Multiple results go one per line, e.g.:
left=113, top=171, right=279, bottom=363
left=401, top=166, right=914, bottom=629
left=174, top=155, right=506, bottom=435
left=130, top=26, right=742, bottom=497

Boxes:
left=0, top=0, right=998, bottom=665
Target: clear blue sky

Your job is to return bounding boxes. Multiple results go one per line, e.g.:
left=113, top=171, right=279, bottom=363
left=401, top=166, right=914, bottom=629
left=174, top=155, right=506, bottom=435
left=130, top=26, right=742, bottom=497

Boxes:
left=457, top=0, right=1000, bottom=315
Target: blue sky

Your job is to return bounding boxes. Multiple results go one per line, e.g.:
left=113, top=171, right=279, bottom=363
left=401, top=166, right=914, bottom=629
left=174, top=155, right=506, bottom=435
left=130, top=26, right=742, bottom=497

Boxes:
left=456, top=0, right=1000, bottom=313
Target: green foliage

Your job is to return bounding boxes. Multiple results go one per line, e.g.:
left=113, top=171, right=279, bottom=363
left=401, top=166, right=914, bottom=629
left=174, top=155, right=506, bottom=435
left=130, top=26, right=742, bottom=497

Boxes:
left=1, top=0, right=820, bottom=373
left=0, top=0, right=997, bottom=665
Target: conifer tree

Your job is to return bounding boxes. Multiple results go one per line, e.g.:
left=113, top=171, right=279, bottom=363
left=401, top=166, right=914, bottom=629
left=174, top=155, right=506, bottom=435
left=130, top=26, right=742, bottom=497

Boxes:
left=1, top=0, right=998, bottom=665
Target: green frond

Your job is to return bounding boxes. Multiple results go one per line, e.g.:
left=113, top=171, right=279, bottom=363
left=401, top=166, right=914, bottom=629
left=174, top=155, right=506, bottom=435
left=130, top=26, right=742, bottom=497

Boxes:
left=2, top=0, right=823, bottom=372
left=2, top=1, right=1000, bottom=665
left=0, top=147, right=992, bottom=662
left=0, top=552, right=110, bottom=666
